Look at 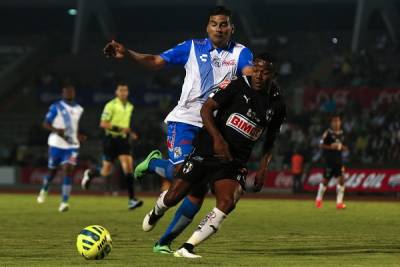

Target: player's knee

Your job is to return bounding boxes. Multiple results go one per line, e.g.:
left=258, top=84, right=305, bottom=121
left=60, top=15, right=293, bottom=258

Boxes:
left=163, top=190, right=182, bottom=207
left=217, top=197, right=236, bottom=214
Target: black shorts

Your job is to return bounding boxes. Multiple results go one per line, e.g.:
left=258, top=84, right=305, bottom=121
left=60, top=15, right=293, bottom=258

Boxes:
left=177, top=154, right=248, bottom=190
left=324, top=163, right=344, bottom=179
left=103, top=135, right=131, bottom=162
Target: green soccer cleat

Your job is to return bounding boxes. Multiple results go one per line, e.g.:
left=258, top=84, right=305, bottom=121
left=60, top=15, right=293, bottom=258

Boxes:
left=153, top=242, right=173, bottom=254
left=134, top=150, right=162, bottom=179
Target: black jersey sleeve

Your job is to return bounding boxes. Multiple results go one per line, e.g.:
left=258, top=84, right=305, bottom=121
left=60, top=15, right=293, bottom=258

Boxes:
left=209, top=80, right=238, bottom=108
left=320, top=130, right=331, bottom=145
left=263, top=101, right=286, bottom=153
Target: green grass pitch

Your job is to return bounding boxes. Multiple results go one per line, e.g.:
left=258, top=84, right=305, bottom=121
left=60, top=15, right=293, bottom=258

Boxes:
left=0, top=194, right=399, bottom=266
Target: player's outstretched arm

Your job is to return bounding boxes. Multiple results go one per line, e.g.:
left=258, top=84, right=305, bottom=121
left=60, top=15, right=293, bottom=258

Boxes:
left=103, top=40, right=165, bottom=70
left=201, top=99, right=233, bottom=161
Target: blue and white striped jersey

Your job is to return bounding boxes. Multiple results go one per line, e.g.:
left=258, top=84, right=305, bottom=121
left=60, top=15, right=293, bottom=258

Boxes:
left=44, top=100, right=84, bottom=149
left=160, top=38, right=253, bottom=127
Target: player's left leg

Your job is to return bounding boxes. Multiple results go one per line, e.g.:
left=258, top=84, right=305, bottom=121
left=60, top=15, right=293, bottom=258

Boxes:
left=336, top=167, right=346, bottom=209
left=151, top=123, right=203, bottom=254
left=175, top=178, right=243, bottom=258
left=315, top=167, right=332, bottom=208
left=59, top=163, right=74, bottom=212
left=118, top=154, right=143, bottom=210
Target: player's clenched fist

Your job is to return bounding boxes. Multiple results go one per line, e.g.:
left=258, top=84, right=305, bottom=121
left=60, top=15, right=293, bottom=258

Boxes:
left=103, top=40, right=126, bottom=58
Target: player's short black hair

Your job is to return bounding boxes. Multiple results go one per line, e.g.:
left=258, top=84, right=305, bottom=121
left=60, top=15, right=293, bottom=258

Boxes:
left=116, top=81, right=129, bottom=87
left=255, top=52, right=276, bottom=73
left=62, top=82, right=75, bottom=90
left=208, top=6, right=232, bottom=21
left=330, top=114, right=341, bottom=121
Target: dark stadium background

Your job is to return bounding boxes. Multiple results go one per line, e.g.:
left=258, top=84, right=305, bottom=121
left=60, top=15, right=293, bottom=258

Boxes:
left=0, top=0, right=399, bottom=196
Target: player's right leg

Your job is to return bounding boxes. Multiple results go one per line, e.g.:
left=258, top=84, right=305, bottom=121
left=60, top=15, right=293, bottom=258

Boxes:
left=142, top=178, right=193, bottom=232
left=336, top=167, right=346, bottom=209
left=37, top=147, right=61, bottom=203
left=315, top=168, right=331, bottom=208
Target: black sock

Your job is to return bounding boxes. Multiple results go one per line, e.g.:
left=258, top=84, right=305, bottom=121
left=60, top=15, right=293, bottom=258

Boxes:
left=182, top=243, right=195, bottom=252
left=125, top=173, right=134, bottom=200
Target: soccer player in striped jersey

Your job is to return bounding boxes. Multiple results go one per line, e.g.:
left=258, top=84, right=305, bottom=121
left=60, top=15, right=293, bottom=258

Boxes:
left=103, top=6, right=253, bottom=253
left=37, top=84, right=85, bottom=212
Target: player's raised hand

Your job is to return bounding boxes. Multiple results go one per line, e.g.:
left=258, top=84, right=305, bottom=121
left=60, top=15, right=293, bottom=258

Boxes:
left=213, top=137, right=233, bottom=161
left=103, top=40, right=126, bottom=58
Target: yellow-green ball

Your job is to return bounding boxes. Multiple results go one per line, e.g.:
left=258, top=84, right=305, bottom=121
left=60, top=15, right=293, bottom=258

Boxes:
left=76, top=225, right=112, bottom=260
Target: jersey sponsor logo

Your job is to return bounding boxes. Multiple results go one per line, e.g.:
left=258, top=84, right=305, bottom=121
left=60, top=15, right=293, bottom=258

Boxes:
left=222, top=59, right=236, bottom=66
left=200, top=54, right=208, bottom=62
left=226, top=113, right=263, bottom=141
left=211, top=57, right=236, bottom=68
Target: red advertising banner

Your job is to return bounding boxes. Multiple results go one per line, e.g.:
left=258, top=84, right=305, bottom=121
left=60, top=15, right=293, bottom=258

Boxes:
left=246, top=170, right=293, bottom=189
left=303, top=87, right=400, bottom=110
left=20, top=167, right=105, bottom=185
left=303, top=168, right=400, bottom=192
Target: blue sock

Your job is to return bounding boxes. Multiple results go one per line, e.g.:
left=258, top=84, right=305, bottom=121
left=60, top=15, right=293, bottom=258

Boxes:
left=158, top=197, right=200, bottom=246
left=148, top=159, right=174, bottom=181
left=62, top=176, right=72, bottom=203
left=42, top=174, right=55, bottom=192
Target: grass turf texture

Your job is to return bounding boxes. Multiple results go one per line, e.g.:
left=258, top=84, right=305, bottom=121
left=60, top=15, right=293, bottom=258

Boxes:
left=0, top=194, right=399, bottom=266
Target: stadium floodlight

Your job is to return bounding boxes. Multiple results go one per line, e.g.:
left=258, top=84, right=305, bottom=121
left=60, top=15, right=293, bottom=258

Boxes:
left=68, top=9, right=77, bottom=16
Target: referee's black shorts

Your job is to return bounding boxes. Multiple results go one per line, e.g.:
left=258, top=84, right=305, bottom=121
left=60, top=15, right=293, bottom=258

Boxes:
left=103, top=135, right=131, bottom=162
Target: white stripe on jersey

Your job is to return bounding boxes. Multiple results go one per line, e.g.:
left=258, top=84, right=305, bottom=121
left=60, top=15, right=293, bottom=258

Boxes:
left=164, top=40, right=249, bottom=127
left=48, top=101, right=84, bottom=149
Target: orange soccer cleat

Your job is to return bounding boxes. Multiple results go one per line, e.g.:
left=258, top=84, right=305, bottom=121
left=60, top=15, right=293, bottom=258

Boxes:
left=336, top=202, right=346, bottom=210
left=315, top=199, right=323, bottom=208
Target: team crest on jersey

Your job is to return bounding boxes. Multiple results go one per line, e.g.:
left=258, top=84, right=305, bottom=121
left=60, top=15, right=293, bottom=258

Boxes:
left=266, top=109, right=274, bottom=122
left=173, top=147, right=182, bottom=159
left=226, top=113, right=263, bottom=141
left=246, top=108, right=260, bottom=123
left=182, top=161, right=194, bottom=174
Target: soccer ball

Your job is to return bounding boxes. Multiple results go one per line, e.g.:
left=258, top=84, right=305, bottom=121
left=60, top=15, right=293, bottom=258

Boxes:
left=76, top=225, right=112, bottom=260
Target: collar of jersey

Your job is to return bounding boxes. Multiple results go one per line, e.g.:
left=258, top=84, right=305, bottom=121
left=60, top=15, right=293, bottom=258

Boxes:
left=115, top=97, right=130, bottom=106
left=205, top=38, right=235, bottom=53
left=61, top=99, right=77, bottom=107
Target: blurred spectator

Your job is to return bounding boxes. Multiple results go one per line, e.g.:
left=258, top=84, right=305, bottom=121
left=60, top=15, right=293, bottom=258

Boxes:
left=291, top=149, right=304, bottom=193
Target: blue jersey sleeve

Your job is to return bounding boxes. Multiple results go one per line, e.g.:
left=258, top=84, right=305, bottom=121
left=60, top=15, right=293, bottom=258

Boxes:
left=160, top=40, right=192, bottom=66
left=237, top=47, right=253, bottom=76
left=45, top=103, right=58, bottom=124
